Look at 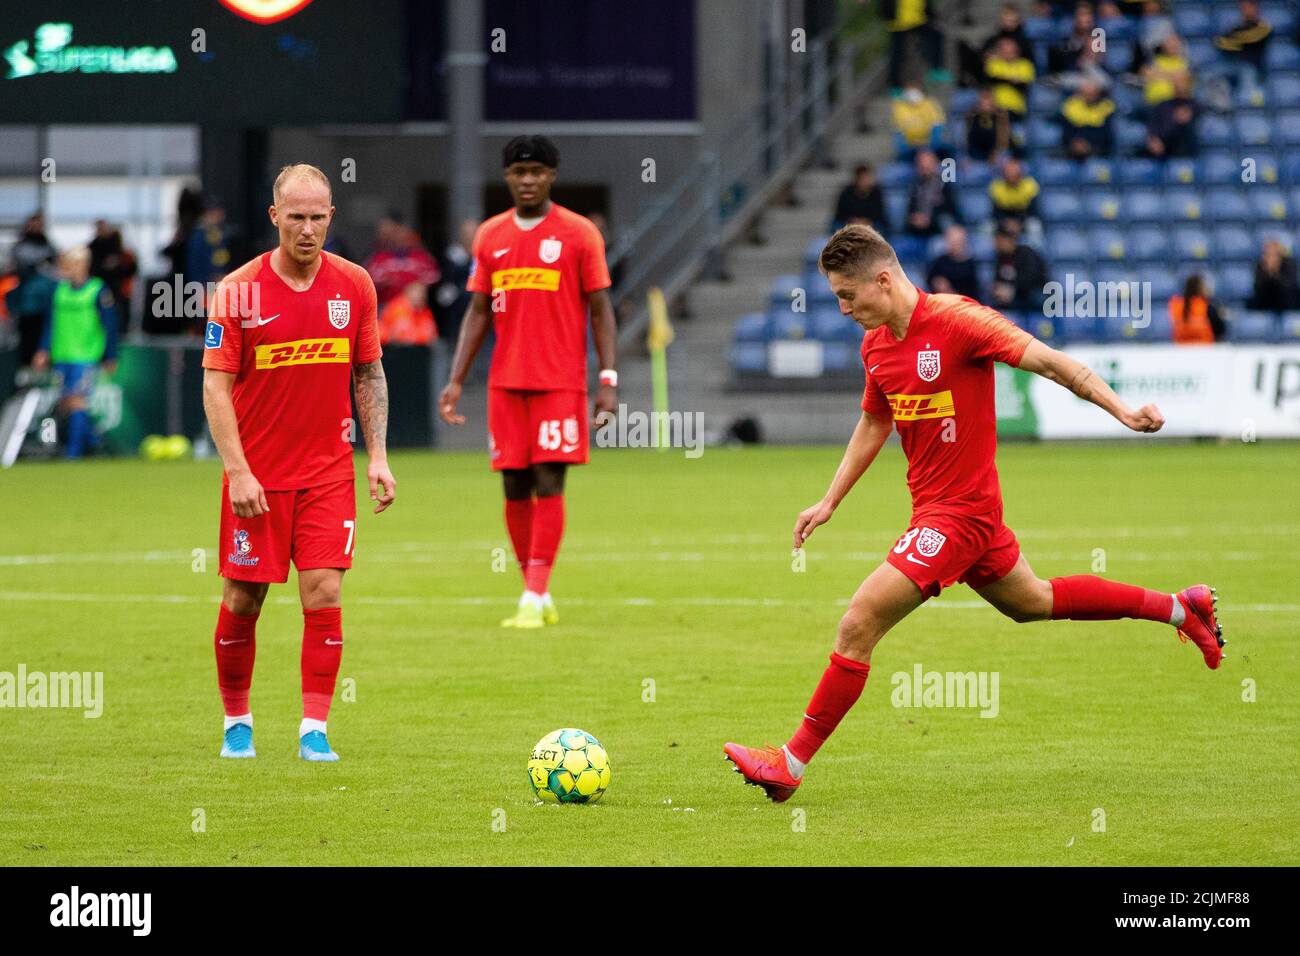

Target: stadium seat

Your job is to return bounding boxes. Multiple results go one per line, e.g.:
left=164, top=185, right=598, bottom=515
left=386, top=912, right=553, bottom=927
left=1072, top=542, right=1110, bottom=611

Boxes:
left=822, top=342, right=858, bottom=372
left=1081, top=158, right=1116, bottom=187
left=1029, top=85, right=1061, bottom=114
left=960, top=159, right=994, bottom=189
left=1106, top=312, right=1171, bottom=343
left=1185, top=39, right=1219, bottom=70
left=1091, top=226, right=1128, bottom=261
left=1034, top=158, right=1076, bottom=188
left=1047, top=228, right=1091, bottom=261
left=1163, top=159, right=1199, bottom=186
left=1028, top=116, right=1060, bottom=151
left=1282, top=311, right=1300, bottom=339
left=949, top=89, right=979, bottom=116
left=1127, top=226, right=1169, bottom=260
left=1268, top=73, right=1300, bottom=108
left=1173, top=225, right=1212, bottom=260
left=891, top=235, right=928, bottom=262
left=1174, top=7, right=1215, bottom=38
left=1197, top=116, right=1235, bottom=148
left=812, top=309, right=858, bottom=343
left=1125, top=191, right=1167, bottom=222
left=771, top=312, right=809, bottom=340
left=733, top=313, right=770, bottom=342
left=1201, top=188, right=1250, bottom=222
left=1097, top=16, right=1133, bottom=43
left=959, top=191, right=993, bottom=223
left=884, top=193, right=908, bottom=231
left=1117, top=158, right=1161, bottom=186
left=1278, top=111, right=1300, bottom=147
left=768, top=274, right=800, bottom=310
left=1248, top=189, right=1290, bottom=222
left=1237, top=113, right=1274, bottom=147
left=879, top=162, right=913, bottom=188
left=1215, top=225, right=1257, bottom=261
left=1104, top=45, right=1134, bottom=74
left=1040, top=191, right=1084, bottom=223
left=1023, top=17, right=1059, bottom=43
left=1266, top=42, right=1300, bottom=72
left=1217, top=265, right=1256, bottom=303
left=1057, top=314, right=1103, bottom=343
left=1116, top=120, right=1148, bottom=152
left=1082, top=191, right=1122, bottom=222
left=1263, top=4, right=1297, bottom=34
left=1202, top=150, right=1243, bottom=184
left=730, top=342, right=768, bottom=373
left=1228, top=311, right=1280, bottom=342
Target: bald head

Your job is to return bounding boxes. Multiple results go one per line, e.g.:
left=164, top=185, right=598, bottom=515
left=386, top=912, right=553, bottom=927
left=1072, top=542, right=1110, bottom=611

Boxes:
left=272, top=163, right=332, bottom=205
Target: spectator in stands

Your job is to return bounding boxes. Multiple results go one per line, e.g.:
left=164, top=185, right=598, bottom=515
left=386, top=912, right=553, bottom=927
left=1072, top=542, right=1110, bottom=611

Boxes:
left=1248, top=240, right=1299, bottom=312
left=1047, top=2, right=1099, bottom=75
left=966, top=86, right=1012, bottom=161
left=7, top=213, right=58, bottom=367
left=1060, top=78, right=1116, bottom=158
left=892, top=82, right=948, bottom=157
left=958, top=3, right=1032, bottom=88
left=1207, top=0, right=1272, bottom=105
left=991, top=226, right=1047, bottom=311
left=985, top=36, right=1036, bottom=118
left=1052, top=43, right=1115, bottom=93
left=379, top=281, right=437, bottom=346
left=433, top=218, right=478, bottom=343
left=30, top=248, right=118, bottom=459
left=365, top=218, right=441, bottom=307
left=905, top=149, right=963, bottom=238
left=161, top=184, right=204, bottom=279
left=1143, top=72, right=1198, bottom=157
left=1131, top=0, right=1175, bottom=73
left=880, top=0, right=948, bottom=93
left=1141, top=33, right=1192, bottom=107
left=926, top=225, right=981, bottom=300
left=185, top=200, right=233, bottom=289
left=831, top=164, right=889, bottom=233
left=1169, top=275, right=1225, bottom=343
left=88, top=220, right=137, bottom=331
left=989, top=156, right=1041, bottom=232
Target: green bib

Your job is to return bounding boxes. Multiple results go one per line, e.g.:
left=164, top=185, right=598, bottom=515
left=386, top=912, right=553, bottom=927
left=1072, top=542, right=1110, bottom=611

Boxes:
left=50, top=277, right=106, bottom=365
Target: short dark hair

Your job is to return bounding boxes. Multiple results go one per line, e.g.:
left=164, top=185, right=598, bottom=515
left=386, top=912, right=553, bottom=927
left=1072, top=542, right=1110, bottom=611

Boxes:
left=818, top=224, right=899, bottom=277
left=503, top=135, right=559, bottom=169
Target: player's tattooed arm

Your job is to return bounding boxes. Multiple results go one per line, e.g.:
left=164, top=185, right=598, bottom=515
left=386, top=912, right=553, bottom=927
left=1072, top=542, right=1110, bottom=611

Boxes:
left=1018, top=339, right=1165, bottom=433
left=354, top=360, right=397, bottom=512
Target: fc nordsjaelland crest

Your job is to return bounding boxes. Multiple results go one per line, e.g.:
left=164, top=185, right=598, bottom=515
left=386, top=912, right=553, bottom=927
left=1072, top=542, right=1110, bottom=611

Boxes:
left=916, top=527, right=947, bottom=558
left=328, top=298, right=351, bottom=330
left=539, top=238, right=562, bottom=263
left=917, top=349, right=941, bottom=382
left=562, top=416, right=580, bottom=445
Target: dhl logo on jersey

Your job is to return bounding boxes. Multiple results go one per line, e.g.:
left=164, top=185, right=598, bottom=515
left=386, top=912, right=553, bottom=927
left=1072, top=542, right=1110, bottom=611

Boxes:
left=887, top=390, right=956, bottom=421
left=491, top=267, right=561, bottom=292
left=254, top=337, right=350, bottom=370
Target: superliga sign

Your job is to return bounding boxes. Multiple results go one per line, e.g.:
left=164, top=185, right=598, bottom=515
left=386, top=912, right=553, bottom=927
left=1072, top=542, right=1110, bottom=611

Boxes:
left=4, top=22, right=176, bottom=79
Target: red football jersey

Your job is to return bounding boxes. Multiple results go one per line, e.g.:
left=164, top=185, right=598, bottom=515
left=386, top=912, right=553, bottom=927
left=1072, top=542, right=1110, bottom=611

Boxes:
left=466, top=203, right=611, bottom=391
left=861, top=290, right=1032, bottom=516
left=202, top=251, right=381, bottom=491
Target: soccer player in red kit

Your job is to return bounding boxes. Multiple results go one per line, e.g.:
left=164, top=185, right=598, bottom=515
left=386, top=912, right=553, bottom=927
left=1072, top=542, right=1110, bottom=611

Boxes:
left=438, top=135, right=617, bottom=629
left=202, top=164, right=396, bottom=762
left=724, top=225, right=1225, bottom=801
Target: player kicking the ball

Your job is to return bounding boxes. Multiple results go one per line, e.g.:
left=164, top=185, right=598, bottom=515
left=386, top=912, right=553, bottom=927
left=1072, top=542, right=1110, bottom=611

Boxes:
left=724, top=225, right=1224, bottom=801
left=202, top=164, right=395, bottom=762
left=438, top=135, right=617, bottom=629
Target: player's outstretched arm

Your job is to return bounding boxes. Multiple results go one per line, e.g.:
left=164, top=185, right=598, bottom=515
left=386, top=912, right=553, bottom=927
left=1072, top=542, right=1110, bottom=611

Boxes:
left=353, top=359, right=396, bottom=514
left=438, top=292, right=492, bottom=425
left=793, top=410, right=892, bottom=549
left=1017, top=339, right=1165, bottom=433
left=202, top=368, right=269, bottom=518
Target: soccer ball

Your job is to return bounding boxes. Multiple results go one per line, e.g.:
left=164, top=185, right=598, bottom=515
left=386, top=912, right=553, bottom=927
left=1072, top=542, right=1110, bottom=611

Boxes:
left=527, top=728, right=611, bottom=804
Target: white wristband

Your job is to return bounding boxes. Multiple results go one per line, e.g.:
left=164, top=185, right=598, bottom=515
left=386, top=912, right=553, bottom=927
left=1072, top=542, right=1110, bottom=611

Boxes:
left=599, top=369, right=618, bottom=387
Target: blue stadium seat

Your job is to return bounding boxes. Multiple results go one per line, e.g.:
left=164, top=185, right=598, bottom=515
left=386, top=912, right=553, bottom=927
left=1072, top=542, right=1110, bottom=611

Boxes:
left=1236, top=112, right=1274, bottom=147
left=1185, top=39, right=1219, bottom=70
left=1081, top=158, right=1116, bottom=187
left=1023, top=17, right=1059, bottom=43
left=1128, top=226, right=1169, bottom=260
left=1164, top=189, right=1206, bottom=222
left=1029, top=85, right=1061, bottom=114
left=1278, top=111, right=1300, bottom=147
left=959, top=191, right=994, bottom=223
left=960, top=159, right=994, bottom=189
left=1035, top=158, right=1077, bottom=187
left=730, top=342, right=768, bottom=372
left=1217, top=265, right=1256, bottom=303
left=1116, top=120, right=1148, bottom=152
left=1051, top=261, right=1092, bottom=286
left=768, top=274, right=800, bottom=310
left=1202, top=150, right=1243, bottom=184
left=1164, top=159, right=1200, bottom=186
left=1282, top=311, right=1300, bottom=340
left=884, top=192, right=908, bottom=230
left=1174, top=7, right=1215, bottom=38
left=1028, top=116, right=1060, bottom=150
left=1082, top=191, right=1123, bottom=222
left=1215, top=225, right=1257, bottom=260
left=1098, top=16, right=1134, bottom=43
left=1292, top=186, right=1300, bottom=218
left=1173, top=225, right=1212, bottom=260
left=1266, top=42, right=1300, bottom=72
left=1197, top=116, right=1236, bottom=148
left=891, top=235, right=928, bottom=261
left=1201, top=188, right=1250, bottom=222
left=803, top=236, right=828, bottom=271
left=1091, top=226, right=1128, bottom=261
left=1252, top=153, right=1283, bottom=185
left=969, top=231, right=995, bottom=260
left=822, top=342, right=858, bottom=372
left=1103, top=45, right=1134, bottom=74
left=1248, top=189, right=1290, bottom=223
left=1118, top=158, right=1161, bottom=186
left=734, top=313, right=770, bottom=342
left=1268, top=73, right=1300, bottom=108
left=1040, top=191, right=1084, bottom=223
left=949, top=88, right=979, bottom=116
left=771, top=312, right=809, bottom=340
left=812, top=309, right=858, bottom=343
left=879, top=162, right=913, bottom=188
left=1263, top=4, right=1297, bottom=34
left=1106, top=313, right=1171, bottom=344
left=1228, top=312, right=1280, bottom=342
left=1058, top=314, right=1104, bottom=342
left=1047, top=228, right=1091, bottom=261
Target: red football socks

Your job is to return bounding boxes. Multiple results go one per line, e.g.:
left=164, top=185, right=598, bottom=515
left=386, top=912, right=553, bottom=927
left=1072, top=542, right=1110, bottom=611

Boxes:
left=504, top=498, right=535, bottom=577
left=214, top=604, right=258, bottom=717
left=301, top=607, right=343, bottom=721
left=524, top=494, right=565, bottom=594
left=1049, top=575, right=1174, bottom=623
left=787, top=652, right=872, bottom=765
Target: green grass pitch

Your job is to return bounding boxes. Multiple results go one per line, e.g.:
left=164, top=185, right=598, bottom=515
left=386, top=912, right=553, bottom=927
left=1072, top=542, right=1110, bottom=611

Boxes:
left=1, top=441, right=1297, bottom=866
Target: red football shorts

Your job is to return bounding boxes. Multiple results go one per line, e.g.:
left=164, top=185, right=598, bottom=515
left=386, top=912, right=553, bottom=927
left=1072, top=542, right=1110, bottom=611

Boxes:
left=487, top=388, right=589, bottom=471
left=218, top=478, right=357, bottom=583
left=886, top=509, right=1021, bottom=600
